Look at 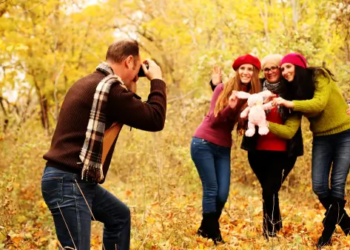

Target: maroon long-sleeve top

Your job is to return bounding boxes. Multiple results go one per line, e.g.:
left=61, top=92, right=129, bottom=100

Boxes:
left=193, top=83, right=236, bottom=147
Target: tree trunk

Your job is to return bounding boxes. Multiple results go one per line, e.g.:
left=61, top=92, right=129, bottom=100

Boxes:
left=345, top=39, right=350, bottom=63
left=257, top=1, right=269, bottom=44
left=33, top=76, right=50, bottom=134
left=0, top=97, right=9, bottom=133
left=41, top=95, right=50, bottom=134
left=291, top=0, right=299, bottom=31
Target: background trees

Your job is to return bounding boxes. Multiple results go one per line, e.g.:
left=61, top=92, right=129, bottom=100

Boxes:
left=1, top=0, right=350, bottom=249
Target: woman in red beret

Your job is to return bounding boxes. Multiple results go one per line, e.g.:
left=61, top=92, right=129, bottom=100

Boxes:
left=271, top=53, right=350, bottom=247
left=191, top=54, right=261, bottom=244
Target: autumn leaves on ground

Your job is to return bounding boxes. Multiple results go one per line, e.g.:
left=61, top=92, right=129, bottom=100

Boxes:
left=1, top=108, right=350, bottom=250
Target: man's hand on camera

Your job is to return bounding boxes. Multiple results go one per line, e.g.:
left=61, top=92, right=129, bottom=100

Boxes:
left=143, top=59, right=162, bottom=81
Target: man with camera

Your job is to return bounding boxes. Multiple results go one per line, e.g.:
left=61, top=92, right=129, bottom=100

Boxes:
left=41, top=39, right=166, bottom=250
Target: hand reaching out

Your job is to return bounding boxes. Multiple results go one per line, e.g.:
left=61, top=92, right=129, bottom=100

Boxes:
left=229, top=90, right=238, bottom=109
left=272, top=97, right=294, bottom=109
left=212, top=65, right=222, bottom=85
left=264, top=95, right=275, bottom=104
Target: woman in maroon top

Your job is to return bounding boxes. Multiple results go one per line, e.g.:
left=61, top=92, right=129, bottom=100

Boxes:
left=191, top=54, right=262, bottom=244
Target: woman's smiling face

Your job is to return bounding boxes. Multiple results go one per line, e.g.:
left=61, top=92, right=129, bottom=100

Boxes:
left=238, top=64, right=254, bottom=84
left=281, top=63, right=295, bottom=82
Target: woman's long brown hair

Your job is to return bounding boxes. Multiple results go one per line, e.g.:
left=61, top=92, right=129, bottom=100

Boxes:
left=214, top=66, right=261, bottom=130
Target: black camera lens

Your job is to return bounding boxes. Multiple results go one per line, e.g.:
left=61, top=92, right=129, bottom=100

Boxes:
left=138, top=62, right=149, bottom=77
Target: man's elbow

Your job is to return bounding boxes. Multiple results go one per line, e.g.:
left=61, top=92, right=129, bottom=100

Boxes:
left=152, top=122, right=165, bottom=132
left=149, top=117, right=166, bottom=132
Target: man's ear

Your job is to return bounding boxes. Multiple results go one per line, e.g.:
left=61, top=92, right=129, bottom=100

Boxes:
left=125, top=55, right=134, bottom=69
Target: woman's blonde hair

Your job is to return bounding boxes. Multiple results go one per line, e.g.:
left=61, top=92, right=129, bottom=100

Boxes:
left=214, top=66, right=261, bottom=129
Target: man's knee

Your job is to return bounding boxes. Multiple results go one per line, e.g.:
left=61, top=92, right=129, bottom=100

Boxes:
left=106, top=204, right=131, bottom=230
left=118, top=203, right=131, bottom=222
left=124, top=205, right=131, bottom=220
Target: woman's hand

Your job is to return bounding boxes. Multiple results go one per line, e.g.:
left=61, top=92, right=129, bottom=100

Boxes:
left=212, top=65, right=222, bottom=85
left=229, top=90, right=238, bottom=108
left=272, top=97, right=295, bottom=109
left=264, top=96, right=275, bottom=104
left=347, top=103, right=350, bottom=116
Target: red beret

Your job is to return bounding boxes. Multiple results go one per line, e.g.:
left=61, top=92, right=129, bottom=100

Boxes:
left=281, top=53, right=307, bottom=68
left=232, top=54, right=261, bottom=71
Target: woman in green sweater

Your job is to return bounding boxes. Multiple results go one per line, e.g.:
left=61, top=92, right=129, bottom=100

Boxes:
left=268, top=53, right=350, bottom=247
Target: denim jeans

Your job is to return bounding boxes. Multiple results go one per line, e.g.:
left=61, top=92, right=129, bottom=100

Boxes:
left=41, top=166, right=130, bottom=250
left=190, top=137, right=231, bottom=214
left=312, top=129, right=350, bottom=199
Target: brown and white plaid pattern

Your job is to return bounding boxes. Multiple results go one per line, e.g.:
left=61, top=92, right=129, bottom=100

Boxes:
left=79, top=62, right=127, bottom=181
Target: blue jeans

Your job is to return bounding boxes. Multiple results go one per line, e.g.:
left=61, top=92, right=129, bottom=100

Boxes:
left=190, top=137, right=231, bottom=214
left=312, top=129, right=350, bottom=199
left=41, top=166, right=130, bottom=250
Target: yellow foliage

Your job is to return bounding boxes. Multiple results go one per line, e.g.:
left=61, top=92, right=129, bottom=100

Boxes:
left=1, top=0, right=350, bottom=249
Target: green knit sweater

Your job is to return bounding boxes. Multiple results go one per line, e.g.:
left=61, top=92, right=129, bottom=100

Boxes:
left=293, top=72, right=350, bottom=136
left=270, top=71, right=350, bottom=137
left=269, top=113, right=302, bottom=139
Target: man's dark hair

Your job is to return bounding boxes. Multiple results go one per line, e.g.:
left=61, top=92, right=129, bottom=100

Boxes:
left=106, top=39, right=140, bottom=63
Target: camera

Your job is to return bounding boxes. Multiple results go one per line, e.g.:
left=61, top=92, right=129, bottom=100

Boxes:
left=138, top=62, right=149, bottom=77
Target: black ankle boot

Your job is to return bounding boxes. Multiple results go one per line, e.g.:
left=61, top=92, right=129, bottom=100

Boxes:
left=103, top=242, right=118, bottom=250
left=262, top=194, right=282, bottom=239
left=202, top=212, right=223, bottom=245
left=215, top=201, right=226, bottom=244
left=262, top=213, right=278, bottom=239
left=197, top=214, right=208, bottom=238
left=320, top=197, right=350, bottom=236
left=319, top=196, right=331, bottom=224
left=339, top=201, right=350, bottom=236
left=216, top=201, right=224, bottom=220
left=317, top=197, right=346, bottom=247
